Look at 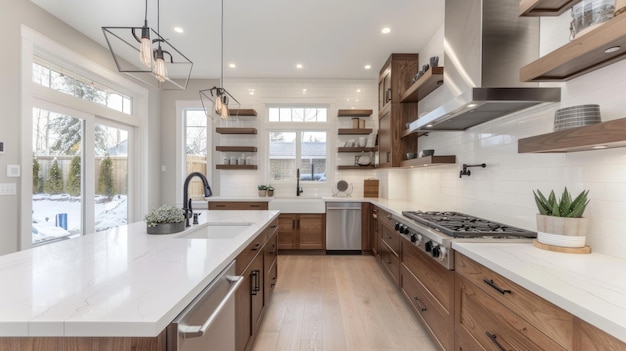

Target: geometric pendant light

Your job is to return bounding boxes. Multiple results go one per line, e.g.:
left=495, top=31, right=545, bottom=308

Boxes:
left=102, top=0, right=193, bottom=90
left=199, top=0, right=239, bottom=119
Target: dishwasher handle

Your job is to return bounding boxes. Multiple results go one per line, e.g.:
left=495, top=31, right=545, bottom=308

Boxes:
left=326, top=206, right=361, bottom=210
left=178, top=275, right=244, bottom=339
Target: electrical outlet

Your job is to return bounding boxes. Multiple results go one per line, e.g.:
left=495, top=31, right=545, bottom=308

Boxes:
left=0, top=183, right=16, bottom=195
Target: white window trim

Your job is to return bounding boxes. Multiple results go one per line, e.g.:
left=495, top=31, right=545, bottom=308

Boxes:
left=20, top=25, right=149, bottom=250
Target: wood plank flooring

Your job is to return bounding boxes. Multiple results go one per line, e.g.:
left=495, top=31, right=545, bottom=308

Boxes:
left=252, top=255, right=439, bottom=351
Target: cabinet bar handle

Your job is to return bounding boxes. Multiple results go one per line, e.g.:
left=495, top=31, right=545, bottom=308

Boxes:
left=270, top=245, right=277, bottom=254
left=251, top=270, right=260, bottom=295
left=413, top=297, right=427, bottom=312
left=251, top=243, right=261, bottom=251
left=483, top=279, right=511, bottom=295
left=485, top=332, right=507, bottom=351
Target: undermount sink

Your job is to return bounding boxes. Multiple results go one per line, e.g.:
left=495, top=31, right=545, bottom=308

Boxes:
left=177, top=222, right=252, bottom=239
left=269, top=198, right=325, bottom=213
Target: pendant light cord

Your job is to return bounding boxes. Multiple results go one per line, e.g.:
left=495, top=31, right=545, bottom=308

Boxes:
left=157, top=0, right=160, bottom=33
left=144, top=0, right=148, bottom=23
left=220, top=0, right=224, bottom=88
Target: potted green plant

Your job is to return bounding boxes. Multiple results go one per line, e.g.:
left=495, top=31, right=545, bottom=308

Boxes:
left=267, top=185, right=274, bottom=197
left=144, top=204, right=186, bottom=234
left=533, top=187, right=590, bottom=247
left=258, top=185, right=267, bottom=197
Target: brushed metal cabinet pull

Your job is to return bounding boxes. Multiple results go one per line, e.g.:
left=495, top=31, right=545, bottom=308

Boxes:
left=483, top=278, right=512, bottom=295
left=413, top=297, right=427, bottom=312
left=485, top=331, right=507, bottom=351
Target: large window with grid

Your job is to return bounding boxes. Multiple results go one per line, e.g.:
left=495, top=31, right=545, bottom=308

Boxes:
left=268, top=106, right=328, bottom=182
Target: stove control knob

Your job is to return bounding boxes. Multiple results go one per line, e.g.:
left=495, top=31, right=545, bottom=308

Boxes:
left=432, top=245, right=441, bottom=258
left=401, top=226, right=410, bottom=235
left=395, top=222, right=400, bottom=231
left=414, top=234, right=423, bottom=245
left=410, top=234, right=418, bottom=243
left=434, top=246, right=447, bottom=261
left=425, top=240, right=434, bottom=252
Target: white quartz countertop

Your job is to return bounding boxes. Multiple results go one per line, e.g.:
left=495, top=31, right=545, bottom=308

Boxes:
left=453, top=242, right=626, bottom=344
left=0, top=210, right=279, bottom=338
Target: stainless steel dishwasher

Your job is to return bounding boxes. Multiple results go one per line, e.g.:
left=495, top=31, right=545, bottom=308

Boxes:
left=167, top=260, right=243, bottom=351
left=326, top=202, right=362, bottom=254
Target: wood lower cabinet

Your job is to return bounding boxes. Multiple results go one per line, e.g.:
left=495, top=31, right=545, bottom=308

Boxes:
left=455, top=252, right=572, bottom=350
left=0, top=333, right=166, bottom=351
left=369, top=205, right=379, bottom=257
left=264, top=231, right=278, bottom=305
left=235, top=219, right=278, bottom=351
left=402, top=242, right=455, bottom=350
left=208, top=201, right=268, bottom=210
left=574, top=317, right=626, bottom=351
left=277, top=213, right=325, bottom=250
left=378, top=210, right=401, bottom=286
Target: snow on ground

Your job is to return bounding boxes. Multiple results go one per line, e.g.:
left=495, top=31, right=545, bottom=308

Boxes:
left=32, top=194, right=127, bottom=244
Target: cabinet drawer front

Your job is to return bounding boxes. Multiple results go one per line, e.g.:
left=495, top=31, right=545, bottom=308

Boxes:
left=403, top=242, right=454, bottom=312
left=455, top=252, right=573, bottom=349
left=401, top=264, right=453, bottom=351
left=236, top=232, right=267, bottom=275
left=381, top=223, right=401, bottom=255
left=380, top=241, right=400, bottom=286
left=456, top=276, right=566, bottom=351
left=264, top=233, right=277, bottom=273
left=209, top=201, right=268, bottom=210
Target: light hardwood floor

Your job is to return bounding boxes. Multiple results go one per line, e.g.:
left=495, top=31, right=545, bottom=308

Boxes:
left=252, top=255, right=439, bottom=351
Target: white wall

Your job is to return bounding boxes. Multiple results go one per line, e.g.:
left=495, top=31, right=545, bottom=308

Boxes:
left=409, top=14, right=626, bottom=259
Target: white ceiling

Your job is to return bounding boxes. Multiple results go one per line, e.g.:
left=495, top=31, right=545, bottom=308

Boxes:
left=31, top=0, right=444, bottom=80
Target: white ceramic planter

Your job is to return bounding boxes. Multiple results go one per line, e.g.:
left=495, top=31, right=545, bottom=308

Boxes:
left=536, top=214, right=588, bottom=247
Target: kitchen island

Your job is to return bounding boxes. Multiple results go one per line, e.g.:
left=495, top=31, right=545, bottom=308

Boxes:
left=0, top=210, right=279, bottom=338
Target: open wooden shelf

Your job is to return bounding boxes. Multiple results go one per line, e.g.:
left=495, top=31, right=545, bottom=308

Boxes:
left=518, top=117, right=626, bottom=153
left=400, top=66, right=444, bottom=103
left=216, top=146, right=257, bottom=152
left=519, top=0, right=580, bottom=16
left=520, top=15, right=626, bottom=82
left=337, top=109, right=373, bottom=117
left=338, top=147, right=377, bottom=153
left=228, top=109, right=257, bottom=117
left=216, top=128, right=257, bottom=134
left=216, top=165, right=258, bottom=170
left=338, top=128, right=373, bottom=135
left=337, top=165, right=376, bottom=170
left=400, top=155, right=456, bottom=168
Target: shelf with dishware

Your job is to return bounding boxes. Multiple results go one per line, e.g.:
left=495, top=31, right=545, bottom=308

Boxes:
left=337, top=109, right=373, bottom=117
left=216, top=127, right=257, bottom=134
left=400, top=66, right=444, bottom=103
left=216, top=146, right=257, bottom=152
left=338, top=128, right=373, bottom=135
left=519, top=0, right=580, bottom=16
left=337, top=165, right=376, bottom=170
left=338, top=147, right=377, bottom=153
left=518, top=116, right=626, bottom=153
left=216, top=164, right=258, bottom=170
left=400, top=155, right=456, bottom=168
left=228, top=108, right=258, bottom=117
left=520, top=6, right=626, bottom=82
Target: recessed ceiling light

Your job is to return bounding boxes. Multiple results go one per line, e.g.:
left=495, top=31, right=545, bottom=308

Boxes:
left=592, top=145, right=608, bottom=149
left=364, top=65, right=371, bottom=70
left=605, top=46, right=621, bottom=53
left=355, top=99, right=360, bottom=102
left=356, top=89, right=361, bottom=93
left=426, top=124, right=433, bottom=128
left=296, top=64, right=303, bottom=69
left=229, top=63, right=236, bottom=68
left=173, top=26, right=184, bottom=33
left=302, top=88, right=307, bottom=94
left=381, top=27, right=391, bottom=34
left=248, top=88, right=255, bottom=95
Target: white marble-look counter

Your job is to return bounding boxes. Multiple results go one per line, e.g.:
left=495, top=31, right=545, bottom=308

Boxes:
left=0, top=210, right=279, bottom=337
left=453, top=242, right=626, bottom=344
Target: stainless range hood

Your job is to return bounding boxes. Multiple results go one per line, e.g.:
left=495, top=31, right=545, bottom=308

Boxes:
left=408, top=0, right=560, bottom=132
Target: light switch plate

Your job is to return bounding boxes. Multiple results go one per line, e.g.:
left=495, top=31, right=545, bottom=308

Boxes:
left=7, top=165, right=20, bottom=177
left=0, top=183, right=16, bottom=195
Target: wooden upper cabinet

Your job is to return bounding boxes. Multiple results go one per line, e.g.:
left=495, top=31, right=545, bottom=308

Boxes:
left=377, top=53, right=420, bottom=168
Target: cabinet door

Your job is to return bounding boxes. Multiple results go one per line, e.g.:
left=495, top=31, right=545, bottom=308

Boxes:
left=378, top=108, right=392, bottom=168
left=250, top=253, right=265, bottom=334
left=264, top=232, right=278, bottom=306
left=235, top=266, right=253, bottom=351
left=277, top=214, right=297, bottom=250
left=370, top=206, right=379, bottom=256
left=298, top=214, right=325, bottom=249
left=574, top=317, right=626, bottom=351
left=379, top=69, right=392, bottom=110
